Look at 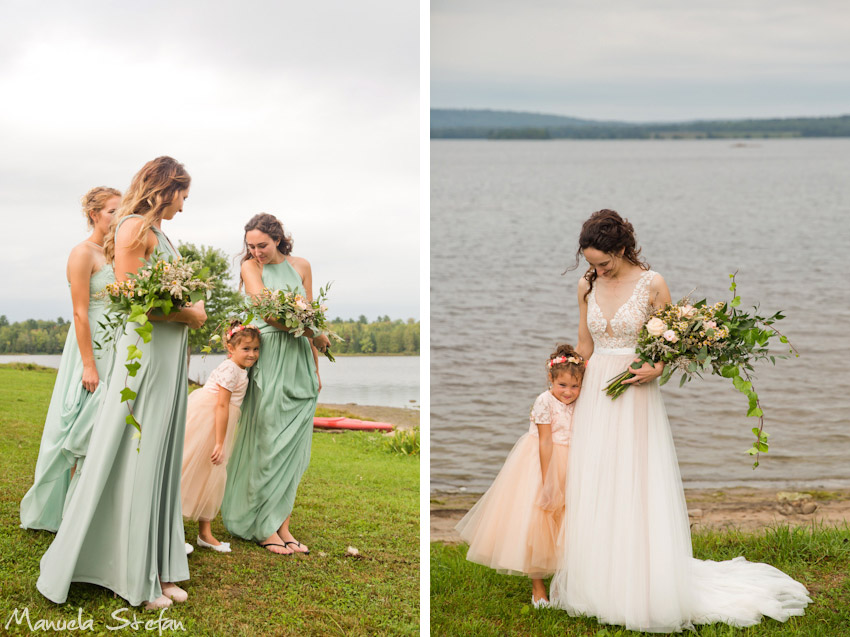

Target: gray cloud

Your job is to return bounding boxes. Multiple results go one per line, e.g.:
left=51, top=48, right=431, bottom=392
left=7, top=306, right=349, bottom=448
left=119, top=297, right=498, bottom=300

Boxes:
left=432, top=0, right=850, bottom=120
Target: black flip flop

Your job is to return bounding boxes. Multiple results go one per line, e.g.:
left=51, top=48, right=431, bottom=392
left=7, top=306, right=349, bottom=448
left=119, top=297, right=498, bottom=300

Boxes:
left=258, top=542, right=293, bottom=555
left=283, top=541, right=310, bottom=555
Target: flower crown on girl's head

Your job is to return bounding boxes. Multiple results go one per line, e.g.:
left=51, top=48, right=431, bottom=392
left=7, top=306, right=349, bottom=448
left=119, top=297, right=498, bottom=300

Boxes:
left=227, top=324, right=248, bottom=339
left=547, top=355, right=584, bottom=369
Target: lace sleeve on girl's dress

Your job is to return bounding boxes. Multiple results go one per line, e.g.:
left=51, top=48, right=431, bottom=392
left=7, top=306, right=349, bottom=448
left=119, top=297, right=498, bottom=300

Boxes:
left=208, top=360, right=241, bottom=393
left=530, top=392, right=553, bottom=425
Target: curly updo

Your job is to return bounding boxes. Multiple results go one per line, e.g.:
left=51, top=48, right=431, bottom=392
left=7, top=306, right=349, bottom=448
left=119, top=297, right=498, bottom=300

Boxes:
left=573, top=209, right=648, bottom=300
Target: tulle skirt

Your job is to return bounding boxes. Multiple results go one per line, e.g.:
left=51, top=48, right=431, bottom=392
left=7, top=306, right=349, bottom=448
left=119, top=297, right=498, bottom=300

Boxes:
left=181, top=388, right=241, bottom=521
left=455, top=433, right=569, bottom=579
left=549, top=348, right=810, bottom=632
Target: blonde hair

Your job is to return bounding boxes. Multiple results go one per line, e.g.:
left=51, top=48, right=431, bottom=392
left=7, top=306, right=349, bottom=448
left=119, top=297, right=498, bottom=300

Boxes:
left=81, top=187, right=121, bottom=228
left=104, top=157, right=191, bottom=262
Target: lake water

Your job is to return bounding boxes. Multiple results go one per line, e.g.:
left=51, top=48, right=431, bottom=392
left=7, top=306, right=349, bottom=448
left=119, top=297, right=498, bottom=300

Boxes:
left=0, top=354, right=419, bottom=410
left=431, top=138, right=850, bottom=493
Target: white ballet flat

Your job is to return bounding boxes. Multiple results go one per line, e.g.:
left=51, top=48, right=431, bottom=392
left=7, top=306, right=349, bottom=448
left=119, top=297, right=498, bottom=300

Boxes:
left=144, top=595, right=173, bottom=610
left=185, top=543, right=194, bottom=555
left=197, top=536, right=231, bottom=553
left=532, top=596, right=551, bottom=609
left=160, top=582, right=188, bottom=603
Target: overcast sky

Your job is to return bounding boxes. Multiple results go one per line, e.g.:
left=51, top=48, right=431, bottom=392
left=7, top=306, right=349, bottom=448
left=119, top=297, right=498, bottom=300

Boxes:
left=431, top=0, right=850, bottom=121
left=0, top=0, right=419, bottom=323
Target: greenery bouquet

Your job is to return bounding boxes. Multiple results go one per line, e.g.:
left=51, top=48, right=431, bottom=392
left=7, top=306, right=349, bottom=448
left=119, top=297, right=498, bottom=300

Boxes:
left=603, top=273, right=797, bottom=466
left=101, top=255, right=215, bottom=445
left=238, top=283, right=342, bottom=361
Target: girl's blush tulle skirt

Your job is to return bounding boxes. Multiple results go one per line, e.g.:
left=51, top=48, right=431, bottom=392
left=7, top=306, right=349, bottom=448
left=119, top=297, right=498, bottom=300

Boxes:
left=181, top=389, right=241, bottom=521
left=455, top=433, right=569, bottom=578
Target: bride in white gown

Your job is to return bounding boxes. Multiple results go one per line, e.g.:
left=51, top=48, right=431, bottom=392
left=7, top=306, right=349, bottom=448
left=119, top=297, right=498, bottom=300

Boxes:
left=549, top=210, right=810, bottom=633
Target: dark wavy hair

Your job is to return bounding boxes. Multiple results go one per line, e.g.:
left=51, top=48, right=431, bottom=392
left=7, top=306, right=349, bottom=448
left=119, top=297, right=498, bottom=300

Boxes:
left=239, top=213, right=294, bottom=285
left=547, top=343, right=585, bottom=381
left=570, top=209, right=648, bottom=301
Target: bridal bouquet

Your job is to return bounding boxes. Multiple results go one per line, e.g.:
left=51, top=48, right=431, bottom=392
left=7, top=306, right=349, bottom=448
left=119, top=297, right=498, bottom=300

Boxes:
left=101, top=255, right=215, bottom=445
left=604, top=273, right=797, bottom=466
left=239, top=283, right=342, bottom=361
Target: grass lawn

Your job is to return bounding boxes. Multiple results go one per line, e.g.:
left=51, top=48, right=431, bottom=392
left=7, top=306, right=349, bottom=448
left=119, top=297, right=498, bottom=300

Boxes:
left=432, top=517, right=850, bottom=635
left=0, top=365, right=419, bottom=636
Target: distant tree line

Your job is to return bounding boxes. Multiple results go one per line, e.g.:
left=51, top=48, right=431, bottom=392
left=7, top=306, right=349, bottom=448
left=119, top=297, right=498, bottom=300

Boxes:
left=0, top=314, right=419, bottom=356
left=0, top=316, right=71, bottom=354
left=431, top=115, right=850, bottom=140
left=326, top=316, right=420, bottom=355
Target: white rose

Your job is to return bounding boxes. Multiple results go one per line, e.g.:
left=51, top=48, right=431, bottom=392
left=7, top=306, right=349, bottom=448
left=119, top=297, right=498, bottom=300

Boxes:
left=646, top=317, right=666, bottom=337
left=680, top=305, right=697, bottom=318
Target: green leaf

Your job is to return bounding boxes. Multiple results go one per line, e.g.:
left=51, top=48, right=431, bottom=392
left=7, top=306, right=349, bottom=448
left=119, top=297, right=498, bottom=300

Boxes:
left=747, top=405, right=764, bottom=418
left=779, top=335, right=788, bottom=343
left=746, top=446, right=758, bottom=455
left=120, top=387, right=137, bottom=403
left=757, top=442, right=769, bottom=453
left=127, top=344, right=143, bottom=361
left=732, top=376, right=752, bottom=393
left=128, top=304, right=148, bottom=325
left=125, top=413, right=140, bottom=431
left=189, top=290, right=204, bottom=304
left=201, top=346, right=211, bottom=354
left=679, top=374, right=688, bottom=387
left=161, top=298, right=174, bottom=315
left=720, top=365, right=739, bottom=378
left=135, top=321, right=153, bottom=344
left=731, top=296, right=741, bottom=307
left=125, top=361, right=141, bottom=377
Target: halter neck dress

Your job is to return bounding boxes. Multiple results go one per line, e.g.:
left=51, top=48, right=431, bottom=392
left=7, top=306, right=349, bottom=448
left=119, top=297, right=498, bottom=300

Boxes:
left=221, top=259, right=319, bottom=542
left=20, top=256, right=115, bottom=531
left=37, top=215, right=190, bottom=606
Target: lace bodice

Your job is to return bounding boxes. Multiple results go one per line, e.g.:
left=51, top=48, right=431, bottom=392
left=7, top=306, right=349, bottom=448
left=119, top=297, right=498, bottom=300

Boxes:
left=528, top=390, right=574, bottom=445
left=203, top=359, right=249, bottom=406
left=587, top=270, right=657, bottom=350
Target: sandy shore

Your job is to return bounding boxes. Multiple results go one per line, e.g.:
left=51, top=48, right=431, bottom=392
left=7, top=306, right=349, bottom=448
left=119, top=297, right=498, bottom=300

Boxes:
left=317, top=402, right=419, bottom=430
left=431, top=488, right=850, bottom=543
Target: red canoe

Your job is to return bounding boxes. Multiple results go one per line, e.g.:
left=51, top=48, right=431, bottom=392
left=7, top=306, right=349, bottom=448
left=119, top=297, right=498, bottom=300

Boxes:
left=313, top=416, right=394, bottom=432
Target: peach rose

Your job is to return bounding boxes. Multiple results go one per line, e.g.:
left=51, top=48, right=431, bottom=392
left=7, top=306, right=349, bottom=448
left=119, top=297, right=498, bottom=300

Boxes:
left=646, top=317, right=666, bottom=337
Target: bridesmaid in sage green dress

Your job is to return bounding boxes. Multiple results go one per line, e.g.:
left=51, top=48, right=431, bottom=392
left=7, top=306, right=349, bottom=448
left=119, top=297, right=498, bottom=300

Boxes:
left=222, top=213, right=329, bottom=555
left=37, top=157, right=206, bottom=610
left=20, top=187, right=120, bottom=531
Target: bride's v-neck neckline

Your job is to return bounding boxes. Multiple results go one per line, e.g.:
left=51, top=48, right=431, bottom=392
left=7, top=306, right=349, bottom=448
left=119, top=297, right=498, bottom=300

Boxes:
left=591, top=270, right=652, bottom=336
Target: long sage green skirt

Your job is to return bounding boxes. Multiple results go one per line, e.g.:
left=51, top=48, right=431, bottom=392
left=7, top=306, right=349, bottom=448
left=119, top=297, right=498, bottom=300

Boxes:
left=36, top=319, right=190, bottom=605
left=221, top=328, right=318, bottom=542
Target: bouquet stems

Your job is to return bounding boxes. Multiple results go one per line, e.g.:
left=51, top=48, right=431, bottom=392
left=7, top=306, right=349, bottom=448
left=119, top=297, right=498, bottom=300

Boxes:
left=604, top=370, right=636, bottom=399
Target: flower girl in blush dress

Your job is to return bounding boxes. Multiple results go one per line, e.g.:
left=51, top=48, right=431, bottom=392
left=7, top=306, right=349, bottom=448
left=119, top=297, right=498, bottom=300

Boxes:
left=549, top=210, right=810, bottom=632
left=455, top=344, right=583, bottom=608
left=182, top=321, right=260, bottom=553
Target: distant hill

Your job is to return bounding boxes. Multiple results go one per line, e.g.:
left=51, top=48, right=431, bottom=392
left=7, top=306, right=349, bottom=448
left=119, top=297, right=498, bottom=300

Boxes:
left=431, top=108, right=850, bottom=139
left=430, top=108, right=624, bottom=129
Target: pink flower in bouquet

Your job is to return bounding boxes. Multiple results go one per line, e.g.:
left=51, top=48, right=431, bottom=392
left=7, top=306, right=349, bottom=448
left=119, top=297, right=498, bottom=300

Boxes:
left=663, top=330, right=679, bottom=343
left=679, top=304, right=696, bottom=318
left=704, top=320, right=717, bottom=329
left=646, top=317, right=666, bottom=337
